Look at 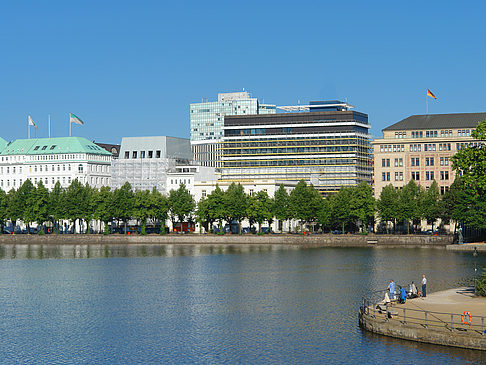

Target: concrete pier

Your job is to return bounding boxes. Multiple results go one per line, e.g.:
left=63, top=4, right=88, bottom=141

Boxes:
left=359, top=287, right=486, bottom=351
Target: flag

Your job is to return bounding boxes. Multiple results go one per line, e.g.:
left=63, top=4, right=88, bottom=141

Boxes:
left=28, top=115, right=37, bottom=129
left=427, top=89, right=437, bottom=99
left=70, top=113, right=84, bottom=125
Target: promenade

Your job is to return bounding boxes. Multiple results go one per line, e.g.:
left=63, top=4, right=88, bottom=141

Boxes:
left=360, top=287, right=486, bottom=350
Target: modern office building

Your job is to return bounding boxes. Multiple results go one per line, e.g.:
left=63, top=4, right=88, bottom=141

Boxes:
left=372, top=112, right=486, bottom=198
left=0, top=137, right=113, bottom=191
left=190, top=91, right=276, bottom=168
left=111, top=136, right=193, bottom=192
left=220, top=101, right=373, bottom=195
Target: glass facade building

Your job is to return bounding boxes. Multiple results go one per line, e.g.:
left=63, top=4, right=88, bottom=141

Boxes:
left=190, top=91, right=276, bottom=167
left=220, top=102, right=373, bottom=195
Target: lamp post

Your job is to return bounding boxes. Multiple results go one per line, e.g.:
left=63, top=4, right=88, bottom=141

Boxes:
left=474, top=247, right=478, bottom=296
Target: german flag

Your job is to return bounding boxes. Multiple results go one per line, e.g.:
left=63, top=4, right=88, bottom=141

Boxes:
left=427, top=89, right=437, bottom=99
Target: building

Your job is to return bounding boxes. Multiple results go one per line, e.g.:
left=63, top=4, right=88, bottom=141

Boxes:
left=166, top=165, right=218, bottom=196
left=95, top=142, right=121, bottom=158
left=372, top=112, right=486, bottom=198
left=111, top=136, right=193, bottom=192
left=220, top=101, right=373, bottom=195
left=0, top=137, right=113, bottom=191
left=190, top=91, right=276, bottom=167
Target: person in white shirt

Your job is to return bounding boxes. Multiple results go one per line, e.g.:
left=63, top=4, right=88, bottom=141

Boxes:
left=421, top=274, right=427, bottom=297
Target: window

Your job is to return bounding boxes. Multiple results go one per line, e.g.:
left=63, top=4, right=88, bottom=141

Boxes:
left=132, top=151, right=137, bottom=159
left=386, top=172, right=390, bottom=181
left=41, top=145, right=47, bottom=150
left=50, top=145, right=57, bottom=150
left=148, top=151, right=153, bottom=158
left=202, top=190, right=207, bottom=198
left=78, top=164, right=83, bottom=173
left=140, top=151, right=145, bottom=158
left=156, top=150, right=161, bottom=158
left=125, top=151, right=129, bottom=159
left=33, top=146, right=40, bottom=150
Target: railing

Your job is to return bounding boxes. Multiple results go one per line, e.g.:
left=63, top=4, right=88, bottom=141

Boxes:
left=361, top=289, right=486, bottom=335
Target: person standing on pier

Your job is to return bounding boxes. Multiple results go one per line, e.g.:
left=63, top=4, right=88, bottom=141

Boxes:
left=421, top=274, right=427, bottom=298
left=387, top=279, right=396, bottom=300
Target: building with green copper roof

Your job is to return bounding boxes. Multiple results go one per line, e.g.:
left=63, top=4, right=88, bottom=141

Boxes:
left=0, top=137, right=112, bottom=156
left=0, top=136, right=113, bottom=191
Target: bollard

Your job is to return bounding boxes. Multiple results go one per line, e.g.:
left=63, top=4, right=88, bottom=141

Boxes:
left=403, top=308, right=406, bottom=324
left=451, top=314, right=454, bottom=332
left=482, top=317, right=484, bottom=335
left=425, top=311, right=428, bottom=328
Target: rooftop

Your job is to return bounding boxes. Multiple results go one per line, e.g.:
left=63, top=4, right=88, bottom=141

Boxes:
left=384, top=112, right=486, bottom=131
left=0, top=137, right=112, bottom=156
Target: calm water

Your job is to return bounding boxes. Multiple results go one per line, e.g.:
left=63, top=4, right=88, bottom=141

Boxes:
left=0, top=244, right=485, bottom=364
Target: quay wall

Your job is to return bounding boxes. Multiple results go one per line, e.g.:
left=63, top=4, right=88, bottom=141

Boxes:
left=0, top=234, right=453, bottom=246
left=359, top=309, right=486, bottom=351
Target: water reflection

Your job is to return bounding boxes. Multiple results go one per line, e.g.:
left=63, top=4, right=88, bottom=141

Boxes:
left=0, top=244, right=300, bottom=260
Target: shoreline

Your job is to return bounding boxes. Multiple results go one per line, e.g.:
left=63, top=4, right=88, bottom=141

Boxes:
left=359, top=287, right=486, bottom=351
left=0, top=233, right=453, bottom=247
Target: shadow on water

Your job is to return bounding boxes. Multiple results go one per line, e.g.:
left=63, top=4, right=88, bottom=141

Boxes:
left=0, top=243, right=297, bottom=259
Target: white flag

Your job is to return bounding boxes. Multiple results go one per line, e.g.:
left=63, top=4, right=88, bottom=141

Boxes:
left=28, top=115, right=37, bottom=129
left=70, top=113, right=84, bottom=125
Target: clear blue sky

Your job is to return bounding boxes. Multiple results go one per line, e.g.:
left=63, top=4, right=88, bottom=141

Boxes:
left=1, top=1, right=485, bottom=144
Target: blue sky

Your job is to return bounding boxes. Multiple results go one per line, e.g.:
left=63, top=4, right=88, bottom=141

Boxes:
left=1, top=1, right=485, bottom=144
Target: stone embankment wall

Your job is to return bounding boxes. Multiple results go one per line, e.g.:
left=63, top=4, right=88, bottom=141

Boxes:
left=0, top=234, right=453, bottom=246
left=359, top=307, right=486, bottom=351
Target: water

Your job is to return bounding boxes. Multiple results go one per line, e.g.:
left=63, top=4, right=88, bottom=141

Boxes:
left=0, top=244, right=485, bottom=364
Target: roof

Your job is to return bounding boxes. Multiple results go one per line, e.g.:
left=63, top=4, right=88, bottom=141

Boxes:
left=95, top=142, right=121, bottom=157
left=0, top=138, right=7, bottom=150
left=384, top=113, right=486, bottom=131
left=0, top=137, right=112, bottom=156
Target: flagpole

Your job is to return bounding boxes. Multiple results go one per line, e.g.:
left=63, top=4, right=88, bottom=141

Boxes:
left=69, top=113, right=71, bottom=137
left=48, top=114, right=51, bottom=138
left=426, top=90, right=428, bottom=115
left=28, top=117, right=30, bottom=139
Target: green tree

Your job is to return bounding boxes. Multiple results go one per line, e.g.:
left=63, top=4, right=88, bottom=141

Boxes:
left=92, top=186, right=113, bottom=234
left=30, top=181, right=50, bottom=233
left=134, top=189, right=151, bottom=234
left=206, top=185, right=226, bottom=233
left=49, top=182, right=64, bottom=233
left=349, top=182, right=375, bottom=232
left=377, top=184, right=399, bottom=234
left=398, top=180, right=422, bottom=234
left=439, top=178, right=462, bottom=232
left=317, top=196, right=332, bottom=232
left=14, top=180, right=35, bottom=232
left=6, top=189, right=18, bottom=231
left=0, top=188, right=7, bottom=233
left=332, top=187, right=353, bottom=233
left=422, top=180, right=440, bottom=231
left=289, top=180, right=323, bottom=231
left=195, top=196, right=212, bottom=233
left=64, top=179, right=91, bottom=234
left=112, top=182, right=135, bottom=234
left=451, top=120, right=486, bottom=228
left=246, top=190, right=273, bottom=234
left=150, top=188, right=169, bottom=234
left=273, top=184, right=292, bottom=232
left=223, top=183, right=247, bottom=234
left=168, top=183, right=195, bottom=231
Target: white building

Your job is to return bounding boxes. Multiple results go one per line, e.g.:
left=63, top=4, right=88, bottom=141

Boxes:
left=0, top=137, right=113, bottom=191
left=111, top=136, right=193, bottom=192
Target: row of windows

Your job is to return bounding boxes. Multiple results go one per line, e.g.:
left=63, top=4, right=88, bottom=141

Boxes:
left=379, top=143, right=453, bottom=152
left=170, top=178, right=191, bottom=185
left=124, top=150, right=162, bottom=159
left=0, top=164, right=109, bottom=175
left=382, top=171, right=450, bottom=182
left=0, top=154, right=110, bottom=162
left=380, top=145, right=405, bottom=152
left=401, top=129, right=471, bottom=139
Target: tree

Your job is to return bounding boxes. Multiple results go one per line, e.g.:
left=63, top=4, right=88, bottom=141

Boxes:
left=451, top=119, right=486, bottom=229
left=112, top=182, right=135, bottom=234
left=150, top=188, right=169, bottom=234
left=0, top=189, right=7, bottom=233
left=30, top=181, right=50, bottom=232
left=223, top=183, right=247, bottom=234
left=289, top=180, right=323, bottom=231
left=332, top=187, right=353, bottom=233
left=49, top=182, right=64, bottom=233
left=317, top=197, right=332, bottom=232
left=377, top=184, right=399, bottom=234
left=422, top=180, right=440, bottom=231
left=195, top=196, right=212, bottom=233
left=13, top=180, right=35, bottom=232
left=92, top=186, right=113, bottom=234
left=349, top=182, right=375, bottom=232
left=398, top=180, right=422, bottom=234
left=134, top=190, right=151, bottom=234
left=273, top=184, right=291, bottom=232
left=168, top=183, right=195, bottom=231
left=246, top=190, right=273, bottom=234
left=205, top=185, right=226, bottom=233
left=439, top=178, right=462, bottom=232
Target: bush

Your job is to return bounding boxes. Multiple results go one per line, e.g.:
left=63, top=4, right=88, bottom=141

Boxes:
left=476, top=268, right=486, bottom=296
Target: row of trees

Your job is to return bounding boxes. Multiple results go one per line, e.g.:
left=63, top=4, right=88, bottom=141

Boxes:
left=1, top=119, right=485, bottom=235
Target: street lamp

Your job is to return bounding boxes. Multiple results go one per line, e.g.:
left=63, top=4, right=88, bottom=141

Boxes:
left=474, top=247, right=478, bottom=295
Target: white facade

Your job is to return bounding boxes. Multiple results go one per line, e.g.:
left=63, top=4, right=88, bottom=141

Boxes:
left=0, top=137, right=112, bottom=191
left=111, top=136, right=193, bottom=192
